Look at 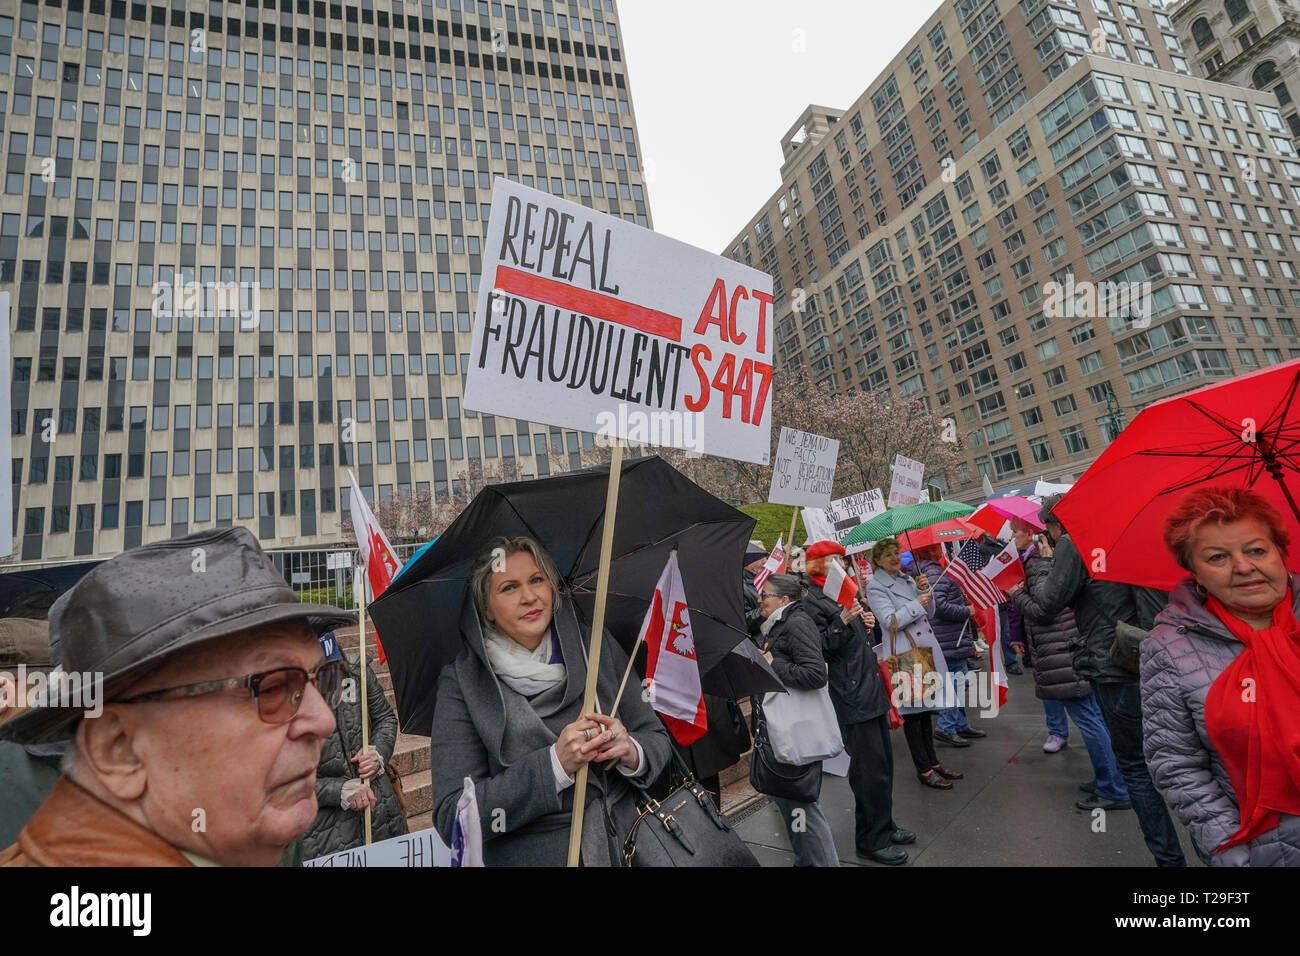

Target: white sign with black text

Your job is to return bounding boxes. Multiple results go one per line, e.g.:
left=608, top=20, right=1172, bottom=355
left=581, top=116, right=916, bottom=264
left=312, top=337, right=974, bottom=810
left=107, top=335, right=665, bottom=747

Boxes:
left=465, top=179, right=775, bottom=464
left=767, top=427, right=838, bottom=508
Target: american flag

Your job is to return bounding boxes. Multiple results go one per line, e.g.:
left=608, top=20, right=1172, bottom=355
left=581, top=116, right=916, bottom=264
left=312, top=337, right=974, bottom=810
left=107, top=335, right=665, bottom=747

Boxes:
left=753, top=536, right=785, bottom=591
left=943, top=539, right=1010, bottom=609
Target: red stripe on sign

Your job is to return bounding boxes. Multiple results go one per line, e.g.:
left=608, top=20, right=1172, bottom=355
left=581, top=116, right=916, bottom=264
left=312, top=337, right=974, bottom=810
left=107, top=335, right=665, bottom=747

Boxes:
left=495, top=266, right=684, bottom=342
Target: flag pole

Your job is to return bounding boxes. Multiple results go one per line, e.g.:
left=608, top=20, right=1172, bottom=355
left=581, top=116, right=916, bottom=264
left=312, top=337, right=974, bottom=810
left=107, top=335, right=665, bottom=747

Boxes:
left=609, top=637, right=640, bottom=722
left=566, top=439, right=624, bottom=868
left=354, top=564, right=373, bottom=846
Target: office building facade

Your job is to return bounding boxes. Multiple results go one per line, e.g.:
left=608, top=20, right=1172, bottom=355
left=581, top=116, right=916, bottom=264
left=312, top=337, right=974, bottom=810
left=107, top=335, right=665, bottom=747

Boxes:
left=1, top=0, right=649, bottom=560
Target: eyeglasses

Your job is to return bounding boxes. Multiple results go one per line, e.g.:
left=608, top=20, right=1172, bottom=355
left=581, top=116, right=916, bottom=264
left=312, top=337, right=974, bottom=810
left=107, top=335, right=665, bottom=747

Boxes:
left=118, top=659, right=347, bottom=724
left=760, top=592, right=781, bottom=599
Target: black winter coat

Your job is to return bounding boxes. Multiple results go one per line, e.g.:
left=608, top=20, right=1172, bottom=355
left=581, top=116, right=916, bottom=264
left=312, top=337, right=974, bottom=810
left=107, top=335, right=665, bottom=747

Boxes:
left=1011, top=532, right=1168, bottom=683
left=301, top=657, right=408, bottom=860
left=759, top=602, right=827, bottom=691
left=1014, top=552, right=1092, bottom=701
left=803, top=583, right=888, bottom=725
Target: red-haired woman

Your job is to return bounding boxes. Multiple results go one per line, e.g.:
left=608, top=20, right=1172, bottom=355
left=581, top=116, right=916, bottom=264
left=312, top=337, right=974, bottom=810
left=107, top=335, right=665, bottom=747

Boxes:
left=1142, top=485, right=1300, bottom=865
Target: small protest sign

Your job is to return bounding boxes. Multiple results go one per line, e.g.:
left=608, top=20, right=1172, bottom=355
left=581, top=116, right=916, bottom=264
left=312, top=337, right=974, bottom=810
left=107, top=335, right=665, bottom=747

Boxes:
left=465, top=179, right=775, bottom=464
left=802, top=489, right=887, bottom=554
left=768, top=427, right=839, bottom=508
left=888, top=454, right=926, bottom=507
left=303, top=827, right=454, bottom=868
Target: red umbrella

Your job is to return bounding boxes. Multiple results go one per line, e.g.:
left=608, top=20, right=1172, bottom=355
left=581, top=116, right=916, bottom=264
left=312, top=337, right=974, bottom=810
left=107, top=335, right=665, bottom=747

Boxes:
left=1053, top=358, right=1300, bottom=589
left=904, top=515, right=984, bottom=549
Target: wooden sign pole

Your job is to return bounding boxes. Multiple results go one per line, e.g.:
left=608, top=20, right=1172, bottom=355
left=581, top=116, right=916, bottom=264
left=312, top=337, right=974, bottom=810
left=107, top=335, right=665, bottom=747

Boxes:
left=565, top=439, right=624, bottom=867
left=355, top=565, right=373, bottom=845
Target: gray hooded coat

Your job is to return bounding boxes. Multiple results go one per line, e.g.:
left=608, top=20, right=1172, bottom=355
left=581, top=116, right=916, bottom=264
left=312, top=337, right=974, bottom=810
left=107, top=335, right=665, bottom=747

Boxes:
left=1141, top=574, right=1300, bottom=866
left=429, top=595, right=672, bottom=867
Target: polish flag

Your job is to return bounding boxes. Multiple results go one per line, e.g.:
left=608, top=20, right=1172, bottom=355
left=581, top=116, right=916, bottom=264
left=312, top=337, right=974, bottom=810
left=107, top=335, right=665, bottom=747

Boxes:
left=349, top=470, right=400, bottom=662
left=824, top=557, right=860, bottom=611
left=640, top=551, right=707, bottom=746
left=752, top=535, right=786, bottom=591
left=984, top=538, right=1027, bottom=592
left=972, top=603, right=1009, bottom=709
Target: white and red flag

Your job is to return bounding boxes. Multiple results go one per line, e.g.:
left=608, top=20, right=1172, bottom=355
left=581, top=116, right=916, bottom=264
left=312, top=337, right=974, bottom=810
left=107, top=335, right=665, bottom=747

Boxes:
left=752, top=535, right=786, bottom=591
left=943, top=539, right=1009, bottom=609
left=640, top=551, right=707, bottom=746
left=984, top=538, right=1027, bottom=592
left=971, top=602, right=1010, bottom=709
left=349, top=469, right=401, bottom=662
left=823, top=556, right=860, bottom=611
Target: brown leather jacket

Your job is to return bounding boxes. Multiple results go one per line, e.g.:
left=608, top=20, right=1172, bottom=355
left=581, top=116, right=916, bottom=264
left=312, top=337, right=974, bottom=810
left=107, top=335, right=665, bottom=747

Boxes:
left=0, top=777, right=192, bottom=866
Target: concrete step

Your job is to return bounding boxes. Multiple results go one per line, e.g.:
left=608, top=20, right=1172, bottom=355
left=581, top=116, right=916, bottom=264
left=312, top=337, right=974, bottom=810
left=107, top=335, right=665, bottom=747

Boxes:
left=389, top=733, right=429, bottom=777
left=398, top=768, right=432, bottom=817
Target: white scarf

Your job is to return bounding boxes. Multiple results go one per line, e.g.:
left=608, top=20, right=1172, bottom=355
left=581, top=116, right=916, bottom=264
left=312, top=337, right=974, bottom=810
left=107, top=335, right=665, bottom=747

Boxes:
left=759, top=600, right=791, bottom=638
left=483, top=620, right=567, bottom=697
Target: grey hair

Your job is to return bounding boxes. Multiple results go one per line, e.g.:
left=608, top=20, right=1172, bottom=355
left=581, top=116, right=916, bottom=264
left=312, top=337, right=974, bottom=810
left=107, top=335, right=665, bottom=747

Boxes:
left=469, top=536, right=564, bottom=623
left=765, top=573, right=804, bottom=603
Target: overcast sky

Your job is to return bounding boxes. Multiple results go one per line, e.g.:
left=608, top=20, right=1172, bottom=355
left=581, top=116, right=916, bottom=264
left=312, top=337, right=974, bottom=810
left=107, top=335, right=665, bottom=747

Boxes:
left=617, top=0, right=942, bottom=255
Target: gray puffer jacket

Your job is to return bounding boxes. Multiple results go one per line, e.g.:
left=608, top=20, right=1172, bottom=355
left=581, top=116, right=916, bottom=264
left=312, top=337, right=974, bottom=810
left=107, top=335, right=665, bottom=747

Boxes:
left=1141, top=575, right=1300, bottom=866
left=1014, top=551, right=1091, bottom=702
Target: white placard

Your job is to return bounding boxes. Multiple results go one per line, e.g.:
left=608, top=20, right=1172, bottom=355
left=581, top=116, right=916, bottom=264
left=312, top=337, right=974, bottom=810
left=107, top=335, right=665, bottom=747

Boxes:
left=303, top=826, right=454, bottom=868
left=801, top=489, right=887, bottom=555
left=887, top=454, right=926, bottom=507
left=464, top=179, right=775, bottom=464
left=768, top=427, right=839, bottom=508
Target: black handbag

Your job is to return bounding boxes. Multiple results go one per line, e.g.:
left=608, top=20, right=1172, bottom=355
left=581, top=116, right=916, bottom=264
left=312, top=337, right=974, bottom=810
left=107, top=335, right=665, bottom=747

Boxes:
left=605, top=757, right=759, bottom=867
left=748, top=705, right=822, bottom=803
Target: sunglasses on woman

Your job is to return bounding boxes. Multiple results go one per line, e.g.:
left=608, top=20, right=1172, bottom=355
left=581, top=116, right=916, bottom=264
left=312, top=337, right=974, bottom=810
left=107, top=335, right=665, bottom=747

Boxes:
left=117, top=659, right=347, bottom=724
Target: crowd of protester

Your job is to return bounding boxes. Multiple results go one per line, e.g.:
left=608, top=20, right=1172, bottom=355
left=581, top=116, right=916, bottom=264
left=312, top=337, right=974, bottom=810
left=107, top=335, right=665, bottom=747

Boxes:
left=1, top=482, right=1297, bottom=866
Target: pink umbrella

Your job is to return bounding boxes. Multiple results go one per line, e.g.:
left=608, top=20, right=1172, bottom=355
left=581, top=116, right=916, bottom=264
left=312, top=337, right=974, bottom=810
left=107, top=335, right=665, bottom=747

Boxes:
left=983, top=496, right=1045, bottom=531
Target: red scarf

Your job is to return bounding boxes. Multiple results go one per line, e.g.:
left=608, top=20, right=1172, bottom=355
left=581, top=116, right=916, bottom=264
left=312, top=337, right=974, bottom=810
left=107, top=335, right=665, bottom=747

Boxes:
left=1203, top=589, right=1300, bottom=851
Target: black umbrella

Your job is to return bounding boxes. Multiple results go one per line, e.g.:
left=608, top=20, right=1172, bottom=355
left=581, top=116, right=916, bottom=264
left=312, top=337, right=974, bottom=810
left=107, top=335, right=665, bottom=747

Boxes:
left=370, top=455, right=782, bottom=735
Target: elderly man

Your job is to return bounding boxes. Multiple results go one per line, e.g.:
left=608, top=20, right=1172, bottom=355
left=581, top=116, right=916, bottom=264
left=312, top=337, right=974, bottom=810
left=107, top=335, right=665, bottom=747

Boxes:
left=0, top=527, right=352, bottom=867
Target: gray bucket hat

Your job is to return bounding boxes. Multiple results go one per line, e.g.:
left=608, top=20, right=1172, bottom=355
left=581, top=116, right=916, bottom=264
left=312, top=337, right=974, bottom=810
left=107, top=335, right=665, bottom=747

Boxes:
left=0, top=526, right=355, bottom=744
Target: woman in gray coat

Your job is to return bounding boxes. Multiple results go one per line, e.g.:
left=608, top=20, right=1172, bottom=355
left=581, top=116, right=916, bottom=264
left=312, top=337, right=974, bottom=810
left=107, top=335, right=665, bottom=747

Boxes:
left=1142, top=485, right=1300, bottom=866
left=429, top=536, right=672, bottom=866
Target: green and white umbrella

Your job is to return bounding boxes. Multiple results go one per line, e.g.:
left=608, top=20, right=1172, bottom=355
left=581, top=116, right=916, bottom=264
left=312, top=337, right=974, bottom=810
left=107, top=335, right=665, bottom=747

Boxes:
left=839, top=500, right=975, bottom=549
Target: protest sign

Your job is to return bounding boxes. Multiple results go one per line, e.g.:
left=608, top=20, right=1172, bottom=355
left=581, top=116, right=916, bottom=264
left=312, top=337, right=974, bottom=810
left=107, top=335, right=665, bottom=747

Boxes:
left=802, top=489, right=886, bottom=554
left=888, top=454, right=926, bottom=507
left=0, top=294, right=11, bottom=558
left=303, top=827, right=454, bottom=868
left=465, top=179, right=775, bottom=464
left=768, top=427, right=838, bottom=508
